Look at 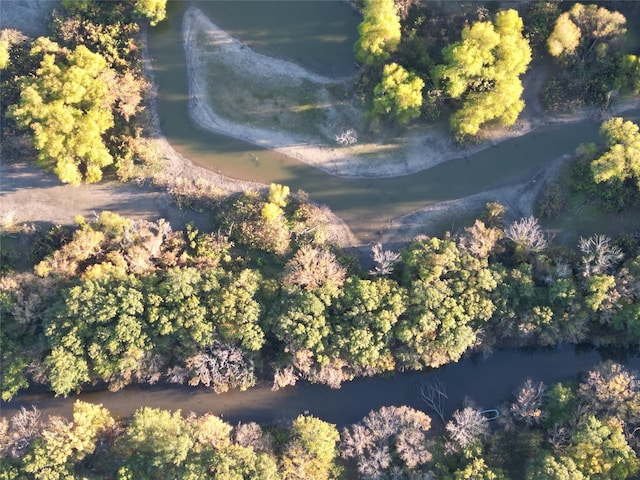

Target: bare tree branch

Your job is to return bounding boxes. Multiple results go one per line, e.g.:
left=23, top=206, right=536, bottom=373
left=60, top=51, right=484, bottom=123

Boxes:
left=419, top=381, right=448, bottom=424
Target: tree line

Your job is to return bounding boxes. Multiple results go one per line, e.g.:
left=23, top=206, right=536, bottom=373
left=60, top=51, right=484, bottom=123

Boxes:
left=354, top=0, right=640, bottom=141
left=2, top=361, right=640, bottom=479
left=2, top=133, right=639, bottom=400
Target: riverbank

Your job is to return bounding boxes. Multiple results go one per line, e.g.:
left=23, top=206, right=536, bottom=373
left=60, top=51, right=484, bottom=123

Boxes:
left=3, top=2, right=640, bottom=249
left=182, top=6, right=640, bottom=181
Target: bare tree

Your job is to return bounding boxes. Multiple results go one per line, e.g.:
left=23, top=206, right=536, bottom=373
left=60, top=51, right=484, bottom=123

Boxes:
left=134, top=352, right=166, bottom=385
left=283, top=245, right=346, bottom=291
left=511, top=379, right=547, bottom=427
left=396, top=426, right=432, bottom=469
left=340, top=423, right=375, bottom=460
left=548, top=424, right=571, bottom=452
left=234, top=422, right=274, bottom=453
left=504, top=216, right=548, bottom=253
left=1, top=407, right=43, bottom=459
left=419, top=381, right=448, bottom=424
left=335, top=128, right=358, bottom=146
left=308, top=359, right=351, bottom=389
left=445, top=407, right=488, bottom=452
left=341, top=406, right=432, bottom=479
left=458, top=220, right=503, bottom=259
left=184, top=343, right=256, bottom=393
left=272, top=366, right=298, bottom=391
left=370, top=242, right=401, bottom=276
left=166, top=365, right=188, bottom=384
left=579, top=234, right=624, bottom=277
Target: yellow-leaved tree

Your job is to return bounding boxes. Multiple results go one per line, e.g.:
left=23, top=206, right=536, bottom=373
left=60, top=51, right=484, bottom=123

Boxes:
left=354, top=0, right=401, bottom=66
left=433, top=9, right=531, bottom=140
left=9, top=39, right=118, bottom=185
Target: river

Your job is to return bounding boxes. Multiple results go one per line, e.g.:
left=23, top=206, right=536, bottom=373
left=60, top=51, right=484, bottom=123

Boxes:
left=148, top=1, right=639, bottom=241
left=3, top=346, right=638, bottom=427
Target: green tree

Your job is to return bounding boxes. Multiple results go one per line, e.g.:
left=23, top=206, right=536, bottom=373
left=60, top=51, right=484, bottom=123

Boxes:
left=354, top=0, right=401, bottom=65
left=329, top=276, right=405, bottom=372
left=616, top=54, right=640, bottom=94
left=43, top=275, right=148, bottom=395
left=281, top=415, right=340, bottom=480
left=583, top=274, right=616, bottom=314
left=590, top=117, right=640, bottom=189
left=433, top=9, right=531, bottom=139
left=567, top=416, right=639, bottom=480
left=118, top=408, right=194, bottom=479
left=526, top=453, right=585, bottom=480
left=8, top=40, right=117, bottom=185
left=395, top=237, right=498, bottom=368
left=208, top=445, right=280, bottom=480
left=544, top=382, right=578, bottom=427
left=205, top=269, right=265, bottom=352
left=269, top=288, right=332, bottom=372
left=448, top=456, right=508, bottom=480
left=22, top=401, right=114, bottom=480
left=372, top=62, right=424, bottom=124
left=0, top=287, right=38, bottom=401
left=145, top=267, right=211, bottom=352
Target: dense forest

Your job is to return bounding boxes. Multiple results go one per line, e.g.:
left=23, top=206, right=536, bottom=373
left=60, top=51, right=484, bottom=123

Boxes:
left=1, top=166, right=639, bottom=400
left=2, top=0, right=640, bottom=479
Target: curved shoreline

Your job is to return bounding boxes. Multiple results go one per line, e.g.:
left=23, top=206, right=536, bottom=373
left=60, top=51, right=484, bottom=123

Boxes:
left=182, top=7, right=640, bottom=180
left=4, top=2, right=640, bottom=250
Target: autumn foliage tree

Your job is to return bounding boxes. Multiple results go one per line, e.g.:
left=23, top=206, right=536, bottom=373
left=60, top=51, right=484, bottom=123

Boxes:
left=8, top=39, right=118, bottom=185
left=372, top=62, right=424, bottom=124
left=590, top=117, right=640, bottom=190
left=354, top=0, right=401, bottom=66
left=545, top=3, right=627, bottom=108
left=547, top=3, right=626, bottom=67
left=433, top=9, right=531, bottom=139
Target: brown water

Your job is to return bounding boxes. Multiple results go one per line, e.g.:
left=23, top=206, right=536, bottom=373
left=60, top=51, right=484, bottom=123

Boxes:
left=150, top=1, right=640, bottom=241
left=2, top=346, right=636, bottom=426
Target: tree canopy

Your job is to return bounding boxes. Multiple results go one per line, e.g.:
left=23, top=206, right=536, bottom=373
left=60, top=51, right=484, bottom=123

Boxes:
left=433, top=9, right=531, bottom=139
left=547, top=3, right=626, bottom=64
left=354, top=0, right=401, bottom=66
left=372, top=62, right=424, bottom=124
left=590, top=117, right=640, bottom=189
left=8, top=40, right=117, bottom=185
